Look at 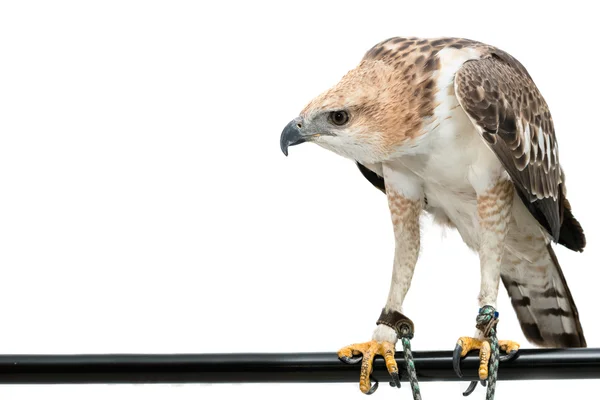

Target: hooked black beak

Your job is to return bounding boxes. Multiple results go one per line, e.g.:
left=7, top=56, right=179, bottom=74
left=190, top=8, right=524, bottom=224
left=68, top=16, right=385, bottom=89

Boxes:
left=280, top=118, right=307, bottom=156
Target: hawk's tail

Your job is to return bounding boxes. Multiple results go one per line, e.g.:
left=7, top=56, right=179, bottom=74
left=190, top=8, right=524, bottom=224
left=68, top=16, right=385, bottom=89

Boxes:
left=501, top=244, right=586, bottom=348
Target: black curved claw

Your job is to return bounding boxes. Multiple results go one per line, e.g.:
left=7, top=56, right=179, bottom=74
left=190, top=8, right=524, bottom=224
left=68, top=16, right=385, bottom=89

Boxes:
left=453, top=343, right=464, bottom=378
left=462, top=380, right=486, bottom=396
left=338, top=355, right=363, bottom=365
left=462, top=381, right=478, bottom=397
left=389, top=371, right=401, bottom=388
left=365, top=375, right=379, bottom=395
left=499, top=350, right=518, bottom=362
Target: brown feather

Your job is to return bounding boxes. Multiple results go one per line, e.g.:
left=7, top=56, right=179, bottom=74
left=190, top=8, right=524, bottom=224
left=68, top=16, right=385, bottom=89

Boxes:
left=455, top=55, right=585, bottom=250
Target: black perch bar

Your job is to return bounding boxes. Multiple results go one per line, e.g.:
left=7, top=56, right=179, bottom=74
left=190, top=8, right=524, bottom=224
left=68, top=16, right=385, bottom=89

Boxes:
left=0, top=349, right=599, bottom=384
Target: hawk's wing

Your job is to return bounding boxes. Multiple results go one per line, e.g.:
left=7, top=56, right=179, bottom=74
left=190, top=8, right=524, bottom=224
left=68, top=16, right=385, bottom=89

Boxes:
left=454, top=54, right=563, bottom=241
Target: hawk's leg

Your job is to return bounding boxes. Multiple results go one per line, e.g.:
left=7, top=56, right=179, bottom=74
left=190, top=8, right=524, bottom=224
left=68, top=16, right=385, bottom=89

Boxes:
left=452, top=178, right=520, bottom=394
left=338, top=164, right=422, bottom=394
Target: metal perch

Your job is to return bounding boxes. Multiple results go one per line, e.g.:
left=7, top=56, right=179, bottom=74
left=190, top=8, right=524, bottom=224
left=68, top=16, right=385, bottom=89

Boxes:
left=0, top=348, right=598, bottom=384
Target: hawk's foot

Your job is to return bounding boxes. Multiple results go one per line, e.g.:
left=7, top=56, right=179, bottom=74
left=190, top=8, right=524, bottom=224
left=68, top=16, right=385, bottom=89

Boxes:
left=453, top=337, right=520, bottom=378
left=452, top=337, right=519, bottom=395
left=338, top=340, right=401, bottom=394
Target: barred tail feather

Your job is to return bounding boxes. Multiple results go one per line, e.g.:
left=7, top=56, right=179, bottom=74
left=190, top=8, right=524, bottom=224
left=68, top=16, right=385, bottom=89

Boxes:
left=501, top=244, right=586, bottom=348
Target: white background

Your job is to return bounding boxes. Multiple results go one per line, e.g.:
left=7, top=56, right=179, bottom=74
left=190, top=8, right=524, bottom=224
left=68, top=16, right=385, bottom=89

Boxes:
left=1, top=1, right=598, bottom=399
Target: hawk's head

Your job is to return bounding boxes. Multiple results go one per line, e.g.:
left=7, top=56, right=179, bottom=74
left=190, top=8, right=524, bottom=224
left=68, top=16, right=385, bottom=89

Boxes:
left=280, top=58, right=424, bottom=164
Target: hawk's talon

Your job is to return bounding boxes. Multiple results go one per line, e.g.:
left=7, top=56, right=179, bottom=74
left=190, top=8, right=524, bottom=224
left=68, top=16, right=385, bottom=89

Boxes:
left=462, top=380, right=478, bottom=397
left=463, top=381, right=487, bottom=397
left=453, top=342, right=464, bottom=378
left=462, top=380, right=486, bottom=397
left=499, top=350, right=517, bottom=362
left=339, top=355, right=363, bottom=365
left=389, top=371, right=401, bottom=388
left=365, top=375, right=379, bottom=395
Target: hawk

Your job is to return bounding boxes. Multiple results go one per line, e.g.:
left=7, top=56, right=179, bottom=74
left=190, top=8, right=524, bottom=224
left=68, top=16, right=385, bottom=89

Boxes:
left=280, top=37, right=586, bottom=394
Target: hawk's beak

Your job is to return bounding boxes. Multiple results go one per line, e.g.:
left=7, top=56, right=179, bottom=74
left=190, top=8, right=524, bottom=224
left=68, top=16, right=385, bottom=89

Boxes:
left=280, top=118, right=307, bottom=157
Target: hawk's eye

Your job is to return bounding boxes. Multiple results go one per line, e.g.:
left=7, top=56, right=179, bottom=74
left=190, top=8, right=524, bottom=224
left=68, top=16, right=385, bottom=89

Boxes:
left=329, top=110, right=349, bottom=126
